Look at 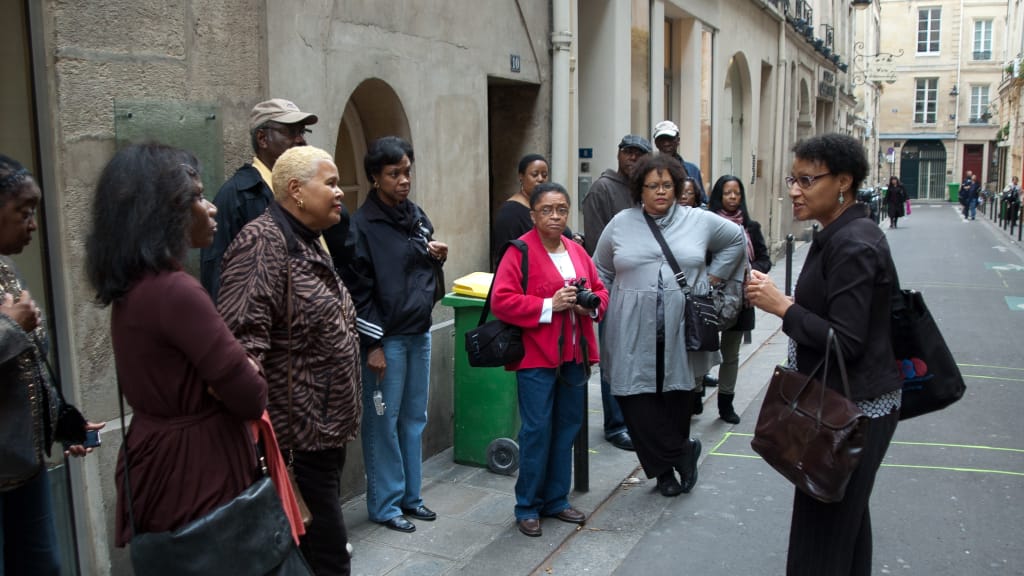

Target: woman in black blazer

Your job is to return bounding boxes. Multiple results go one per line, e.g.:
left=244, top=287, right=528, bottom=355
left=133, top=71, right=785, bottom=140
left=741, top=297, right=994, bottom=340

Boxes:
left=746, top=134, right=901, bottom=576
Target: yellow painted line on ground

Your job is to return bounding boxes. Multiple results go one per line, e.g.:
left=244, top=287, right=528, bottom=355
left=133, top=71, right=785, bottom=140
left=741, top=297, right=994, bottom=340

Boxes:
left=958, top=363, right=1024, bottom=372
left=709, top=432, right=1024, bottom=476
left=962, top=374, right=1024, bottom=383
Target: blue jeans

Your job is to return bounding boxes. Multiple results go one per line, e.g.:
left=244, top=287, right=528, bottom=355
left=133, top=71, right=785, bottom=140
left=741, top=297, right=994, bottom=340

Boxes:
left=361, top=333, right=431, bottom=522
left=597, top=322, right=627, bottom=438
left=0, top=469, right=60, bottom=576
left=514, top=362, right=585, bottom=521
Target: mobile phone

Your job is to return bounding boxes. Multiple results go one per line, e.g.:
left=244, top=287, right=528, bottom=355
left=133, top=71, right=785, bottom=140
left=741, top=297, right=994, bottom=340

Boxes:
left=82, top=429, right=101, bottom=448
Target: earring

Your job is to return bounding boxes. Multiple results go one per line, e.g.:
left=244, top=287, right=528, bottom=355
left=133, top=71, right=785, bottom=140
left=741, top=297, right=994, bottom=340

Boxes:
left=838, top=190, right=845, bottom=205
left=296, top=198, right=305, bottom=209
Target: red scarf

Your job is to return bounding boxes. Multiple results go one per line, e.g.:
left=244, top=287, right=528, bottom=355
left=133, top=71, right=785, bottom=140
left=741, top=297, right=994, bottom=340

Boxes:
left=717, top=209, right=754, bottom=263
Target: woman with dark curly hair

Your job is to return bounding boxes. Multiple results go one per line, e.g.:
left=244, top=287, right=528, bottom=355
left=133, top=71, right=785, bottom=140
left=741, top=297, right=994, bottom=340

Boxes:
left=707, top=175, right=771, bottom=423
left=1, top=155, right=101, bottom=576
left=747, top=133, right=900, bottom=575
left=85, top=144, right=283, bottom=560
left=593, top=154, right=746, bottom=497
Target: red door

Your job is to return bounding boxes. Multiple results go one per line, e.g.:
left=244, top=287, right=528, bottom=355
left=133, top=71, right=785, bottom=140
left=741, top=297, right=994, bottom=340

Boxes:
left=963, top=144, right=984, bottom=181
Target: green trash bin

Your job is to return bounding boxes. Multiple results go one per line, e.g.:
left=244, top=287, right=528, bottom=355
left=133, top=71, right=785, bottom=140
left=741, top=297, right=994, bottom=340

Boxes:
left=441, top=292, right=521, bottom=474
left=948, top=182, right=960, bottom=203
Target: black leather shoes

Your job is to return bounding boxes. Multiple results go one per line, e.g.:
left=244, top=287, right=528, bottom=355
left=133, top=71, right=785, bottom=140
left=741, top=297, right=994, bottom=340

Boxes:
left=656, top=470, right=683, bottom=497
left=703, top=373, right=718, bottom=387
left=678, top=438, right=702, bottom=493
left=552, top=507, right=586, bottom=524
left=401, top=505, right=437, bottom=521
left=607, top=431, right=635, bottom=451
left=380, top=516, right=415, bottom=533
left=518, top=517, right=542, bottom=537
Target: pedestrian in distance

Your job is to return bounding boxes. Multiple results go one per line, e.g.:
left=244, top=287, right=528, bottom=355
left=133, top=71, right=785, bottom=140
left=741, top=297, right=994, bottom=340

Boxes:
left=593, top=154, right=746, bottom=497
left=960, top=171, right=980, bottom=220
left=885, top=176, right=907, bottom=229
left=2, top=154, right=103, bottom=576
left=746, top=133, right=901, bottom=576
left=581, top=134, right=652, bottom=452
left=707, top=175, right=771, bottom=424
left=652, top=120, right=706, bottom=204
left=491, top=182, right=608, bottom=537
left=218, top=145, right=362, bottom=575
left=343, top=136, right=447, bottom=535
left=85, top=143, right=313, bottom=570
left=678, top=177, right=700, bottom=208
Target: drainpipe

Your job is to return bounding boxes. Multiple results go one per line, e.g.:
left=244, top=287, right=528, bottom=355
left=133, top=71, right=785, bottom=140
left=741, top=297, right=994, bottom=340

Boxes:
left=551, top=0, right=573, bottom=191
left=954, top=0, right=964, bottom=178
left=772, top=9, right=788, bottom=249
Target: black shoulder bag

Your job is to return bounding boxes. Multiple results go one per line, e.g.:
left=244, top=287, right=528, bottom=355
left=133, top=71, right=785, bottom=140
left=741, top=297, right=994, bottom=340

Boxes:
left=642, top=212, right=720, bottom=351
left=465, top=240, right=528, bottom=367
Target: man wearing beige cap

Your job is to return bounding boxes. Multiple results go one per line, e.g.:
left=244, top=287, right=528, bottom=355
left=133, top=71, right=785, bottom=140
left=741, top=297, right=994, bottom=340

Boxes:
left=201, top=98, right=318, bottom=302
left=652, top=120, right=706, bottom=205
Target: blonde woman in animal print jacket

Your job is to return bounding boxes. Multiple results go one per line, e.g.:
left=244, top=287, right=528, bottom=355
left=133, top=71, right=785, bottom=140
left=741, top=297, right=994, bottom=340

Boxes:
left=219, top=146, right=361, bottom=576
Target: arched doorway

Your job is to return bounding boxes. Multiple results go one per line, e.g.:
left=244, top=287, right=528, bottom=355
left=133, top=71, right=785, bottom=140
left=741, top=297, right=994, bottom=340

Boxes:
left=722, top=53, right=751, bottom=180
left=335, top=79, right=412, bottom=213
left=900, top=140, right=946, bottom=200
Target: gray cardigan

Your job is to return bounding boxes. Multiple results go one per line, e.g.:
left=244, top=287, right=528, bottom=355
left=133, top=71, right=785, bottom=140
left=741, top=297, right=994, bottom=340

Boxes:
left=593, top=204, right=746, bottom=395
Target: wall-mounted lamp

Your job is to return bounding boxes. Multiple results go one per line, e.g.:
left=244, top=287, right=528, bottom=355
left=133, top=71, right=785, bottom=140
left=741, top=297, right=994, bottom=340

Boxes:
left=949, top=85, right=959, bottom=97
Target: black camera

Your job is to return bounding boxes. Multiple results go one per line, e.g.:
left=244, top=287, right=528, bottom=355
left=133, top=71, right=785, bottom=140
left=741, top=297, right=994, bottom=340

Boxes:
left=571, top=278, right=601, bottom=310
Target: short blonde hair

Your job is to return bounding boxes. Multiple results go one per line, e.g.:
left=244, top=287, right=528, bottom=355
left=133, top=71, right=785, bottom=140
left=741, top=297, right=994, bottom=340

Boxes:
left=272, top=146, right=335, bottom=201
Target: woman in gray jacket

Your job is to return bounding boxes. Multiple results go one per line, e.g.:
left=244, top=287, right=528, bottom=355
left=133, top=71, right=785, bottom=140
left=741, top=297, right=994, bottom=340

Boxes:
left=593, top=154, right=745, bottom=497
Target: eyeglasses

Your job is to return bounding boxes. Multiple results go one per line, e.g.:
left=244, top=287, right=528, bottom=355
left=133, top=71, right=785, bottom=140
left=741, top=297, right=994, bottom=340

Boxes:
left=785, top=172, right=832, bottom=190
left=643, top=182, right=675, bottom=192
left=535, top=206, right=570, bottom=217
left=264, top=124, right=312, bottom=138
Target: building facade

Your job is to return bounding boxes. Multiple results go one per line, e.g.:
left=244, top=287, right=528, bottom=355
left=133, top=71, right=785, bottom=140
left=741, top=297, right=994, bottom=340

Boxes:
left=995, top=0, right=1023, bottom=188
left=876, top=0, right=1006, bottom=199
left=6, top=0, right=866, bottom=573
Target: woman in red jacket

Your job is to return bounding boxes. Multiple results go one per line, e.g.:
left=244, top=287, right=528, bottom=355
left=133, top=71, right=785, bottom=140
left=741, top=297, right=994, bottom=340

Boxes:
left=491, top=182, right=608, bottom=538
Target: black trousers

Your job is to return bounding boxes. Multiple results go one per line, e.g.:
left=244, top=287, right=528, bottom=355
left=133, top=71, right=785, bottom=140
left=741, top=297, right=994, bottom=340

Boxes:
left=616, top=390, right=694, bottom=479
left=786, top=411, right=899, bottom=576
left=292, top=447, right=350, bottom=576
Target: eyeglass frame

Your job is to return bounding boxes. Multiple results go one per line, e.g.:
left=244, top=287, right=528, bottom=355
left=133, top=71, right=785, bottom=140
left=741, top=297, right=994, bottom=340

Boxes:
left=533, top=205, right=570, bottom=217
left=785, top=172, right=832, bottom=190
left=643, top=181, right=676, bottom=192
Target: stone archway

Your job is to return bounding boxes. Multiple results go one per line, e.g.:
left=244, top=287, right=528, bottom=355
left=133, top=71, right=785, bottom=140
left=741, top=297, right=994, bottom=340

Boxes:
left=722, top=52, right=752, bottom=180
left=335, top=78, right=412, bottom=213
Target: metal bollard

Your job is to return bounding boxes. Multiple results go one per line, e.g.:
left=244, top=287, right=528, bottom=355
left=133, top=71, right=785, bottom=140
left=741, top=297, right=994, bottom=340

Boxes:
left=785, top=234, right=794, bottom=297
left=573, top=392, right=589, bottom=492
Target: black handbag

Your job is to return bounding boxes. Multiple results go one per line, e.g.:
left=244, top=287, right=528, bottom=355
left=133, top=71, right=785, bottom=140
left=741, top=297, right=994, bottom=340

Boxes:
left=116, top=380, right=312, bottom=576
left=750, top=329, right=868, bottom=503
left=465, top=240, right=528, bottom=367
left=890, top=267, right=966, bottom=420
left=643, top=212, right=720, bottom=351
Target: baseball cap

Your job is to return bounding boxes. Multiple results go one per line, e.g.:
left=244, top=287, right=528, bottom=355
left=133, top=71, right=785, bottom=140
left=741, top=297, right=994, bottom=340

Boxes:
left=249, top=99, right=319, bottom=132
left=652, top=120, right=680, bottom=140
left=618, top=134, right=652, bottom=154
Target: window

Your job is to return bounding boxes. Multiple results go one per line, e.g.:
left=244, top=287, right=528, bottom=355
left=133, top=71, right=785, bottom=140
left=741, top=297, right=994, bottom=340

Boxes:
left=914, top=78, right=938, bottom=124
left=970, top=86, right=990, bottom=123
left=917, top=8, right=941, bottom=54
left=973, top=20, right=992, bottom=60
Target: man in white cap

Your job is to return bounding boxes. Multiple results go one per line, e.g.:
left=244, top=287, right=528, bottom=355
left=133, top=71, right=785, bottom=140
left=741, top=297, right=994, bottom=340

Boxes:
left=582, top=134, right=652, bottom=452
left=652, top=120, right=707, bottom=205
left=201, top=98, right=318, bottom=302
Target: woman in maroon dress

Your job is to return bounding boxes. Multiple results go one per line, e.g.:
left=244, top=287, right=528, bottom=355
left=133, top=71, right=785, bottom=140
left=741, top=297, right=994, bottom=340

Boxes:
left=85, top=143, right=268, bottom=547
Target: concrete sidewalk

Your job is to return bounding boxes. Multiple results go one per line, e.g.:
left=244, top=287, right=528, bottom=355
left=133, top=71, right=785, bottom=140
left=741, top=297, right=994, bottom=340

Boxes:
left=346, top=241, right=809, bottom=576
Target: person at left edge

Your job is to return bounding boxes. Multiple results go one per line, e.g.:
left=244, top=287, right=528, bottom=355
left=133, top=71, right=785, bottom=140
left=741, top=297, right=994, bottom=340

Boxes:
left=219, top=146, right=362, bottom=575
left=200, top=98, right=318, bottom=303
left=491, top=182, right=608, bottom=538
left=342, top=136, right=447, bottom=534
left=1, top=154, right=103, bottom=576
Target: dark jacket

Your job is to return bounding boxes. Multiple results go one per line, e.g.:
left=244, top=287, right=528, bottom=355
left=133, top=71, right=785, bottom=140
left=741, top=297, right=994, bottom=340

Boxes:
left=343, top=194, right=441, bottom=348
left=886, top=185, right=907, bottom=218
left=728, top=220, right=771, bottom=332
left=201, top=164, right=274, bottom=303
left=582, top=169, right=634, bottom=255
left=782, top=205, right=901, bottom=401
left=218, top=204, right=362, bottom=450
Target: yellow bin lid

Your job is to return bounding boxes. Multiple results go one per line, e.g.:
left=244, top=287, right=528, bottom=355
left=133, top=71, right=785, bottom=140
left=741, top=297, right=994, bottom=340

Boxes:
left=452, top=272, right=493, bottom=299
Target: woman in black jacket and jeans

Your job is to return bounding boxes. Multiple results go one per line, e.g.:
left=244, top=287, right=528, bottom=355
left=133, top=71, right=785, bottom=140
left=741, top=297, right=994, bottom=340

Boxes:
left=344, top=136, right=448, bottom=534
left=707, top=175, right=771, bottom=423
